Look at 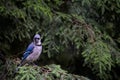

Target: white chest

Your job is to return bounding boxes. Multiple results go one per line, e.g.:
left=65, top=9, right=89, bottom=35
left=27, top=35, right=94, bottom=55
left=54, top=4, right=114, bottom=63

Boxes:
left=26, top=45, right=42, bottom=61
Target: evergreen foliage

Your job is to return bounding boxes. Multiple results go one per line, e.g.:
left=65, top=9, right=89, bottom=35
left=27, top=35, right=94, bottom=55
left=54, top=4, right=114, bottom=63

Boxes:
left=0, top=58, right=90, bottom=80
left=15, top=64, right=90, bottom=80
left=0, top=0, right=120, bottom=80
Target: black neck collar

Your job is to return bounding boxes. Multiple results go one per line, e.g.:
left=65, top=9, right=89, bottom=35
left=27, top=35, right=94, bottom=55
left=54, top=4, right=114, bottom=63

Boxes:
left=36, top=44, right=42, bottom=46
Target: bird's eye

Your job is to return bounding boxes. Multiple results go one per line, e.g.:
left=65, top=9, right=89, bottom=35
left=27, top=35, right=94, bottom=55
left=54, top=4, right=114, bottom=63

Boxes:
left=35, top=38, right=40, bottom=40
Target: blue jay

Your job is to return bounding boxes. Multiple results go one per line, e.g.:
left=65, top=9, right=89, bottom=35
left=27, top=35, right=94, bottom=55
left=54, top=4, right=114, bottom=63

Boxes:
left=18, top=34, right=42, bottom=67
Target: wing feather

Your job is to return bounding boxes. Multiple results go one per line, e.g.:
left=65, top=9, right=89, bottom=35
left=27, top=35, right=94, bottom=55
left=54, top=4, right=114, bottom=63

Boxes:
left=21, top=42, right=34, bottom=62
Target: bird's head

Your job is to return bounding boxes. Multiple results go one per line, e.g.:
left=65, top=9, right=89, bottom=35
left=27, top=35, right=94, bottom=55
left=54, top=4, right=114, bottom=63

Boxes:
left=33, top=34, right=41, bottom=45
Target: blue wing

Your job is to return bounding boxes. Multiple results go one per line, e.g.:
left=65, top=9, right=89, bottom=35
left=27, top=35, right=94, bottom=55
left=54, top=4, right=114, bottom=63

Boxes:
left=22, top=42, right=34, bottom=61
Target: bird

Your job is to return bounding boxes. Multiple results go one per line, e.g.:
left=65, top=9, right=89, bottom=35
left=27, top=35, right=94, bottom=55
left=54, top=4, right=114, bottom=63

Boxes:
left=17, top=34, right=42, bottom=69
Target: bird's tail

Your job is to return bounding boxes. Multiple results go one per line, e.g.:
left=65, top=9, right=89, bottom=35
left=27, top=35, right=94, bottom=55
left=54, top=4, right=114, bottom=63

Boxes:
left=15, top=63, right=22, bottom=72
left=15, top=57, right=25, bottom=72
left=13, top=63, right=22, bottom=77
